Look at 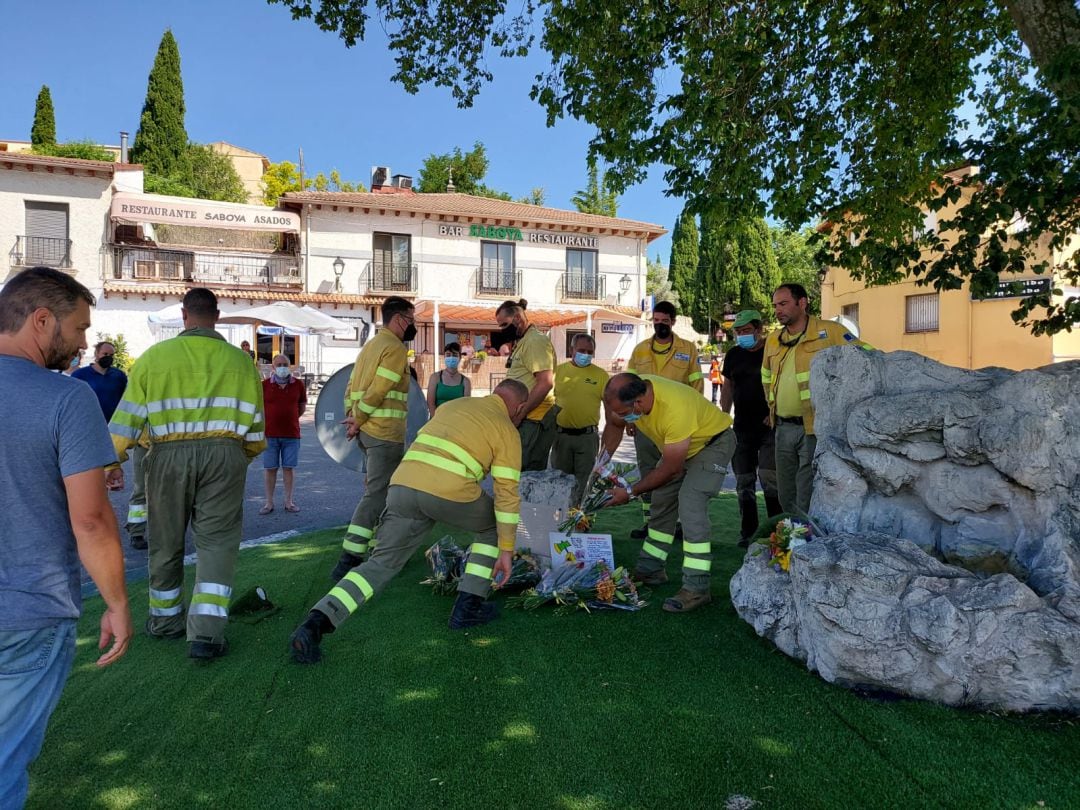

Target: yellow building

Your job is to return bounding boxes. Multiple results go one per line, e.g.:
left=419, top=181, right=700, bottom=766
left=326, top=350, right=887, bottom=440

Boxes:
left=208, top=142, right=270, bottom=205
left=820, top=168, right=1080, bottom=371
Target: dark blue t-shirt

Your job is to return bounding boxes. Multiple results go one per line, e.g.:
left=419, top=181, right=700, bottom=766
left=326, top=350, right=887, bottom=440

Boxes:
left=0, top=356, right=117, bottom=630
left=71, top=365, right=128, bottom=421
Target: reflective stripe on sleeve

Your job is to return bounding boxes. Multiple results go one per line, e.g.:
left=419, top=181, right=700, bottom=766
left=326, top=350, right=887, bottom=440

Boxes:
left=376, top=367, right=402, bottom=383
left=490, top=465, right=520, bottom=482
left=688, top=371, right=704, bottom=382
left=413, top=434, right=483, bottom=480
left=495, top=510, right=519, bottom=525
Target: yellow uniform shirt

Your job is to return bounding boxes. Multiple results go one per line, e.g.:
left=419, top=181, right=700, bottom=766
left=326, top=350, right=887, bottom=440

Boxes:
left=506, top=326, right=556, bottom=421
left=554, top=361, right=609, bottom=429
left=627, top=334, right=705, bottom=393
left=344, top=328, right=410, bottom=443
left=774, top=335, right=804, bottom=418
left=392, top=394, right=522, bottom=550
left=637, top=375, right=732, bottom=459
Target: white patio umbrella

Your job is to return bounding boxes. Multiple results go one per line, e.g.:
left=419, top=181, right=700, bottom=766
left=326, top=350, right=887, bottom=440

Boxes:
left=148, top=300, right=357, bottom=337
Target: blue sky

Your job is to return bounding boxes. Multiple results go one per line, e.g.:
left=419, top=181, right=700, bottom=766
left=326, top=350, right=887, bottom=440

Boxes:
left=0, top=0, right=680, bottom=259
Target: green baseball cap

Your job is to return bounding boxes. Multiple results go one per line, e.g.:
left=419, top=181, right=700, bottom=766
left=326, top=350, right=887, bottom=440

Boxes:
left=733, top=309, right=763, bottom=328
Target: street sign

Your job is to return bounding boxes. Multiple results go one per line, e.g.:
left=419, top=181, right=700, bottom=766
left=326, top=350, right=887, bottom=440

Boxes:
left=601, top=321, right=635, bottom=334
left=972, top=277, right=1052, bottom=301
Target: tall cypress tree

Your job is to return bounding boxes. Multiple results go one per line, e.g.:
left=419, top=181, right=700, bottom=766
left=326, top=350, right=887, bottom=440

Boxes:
left=699, top=215, right=780, bottom=331
left=130, top=30, right=189, bottom=178
left=31, top=85, right=56, bottom=147
left=668, top=206, right=699, bottom=323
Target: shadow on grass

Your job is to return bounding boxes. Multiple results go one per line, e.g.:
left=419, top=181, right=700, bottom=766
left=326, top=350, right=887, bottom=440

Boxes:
left=28, top=496, right=1080, bottom=810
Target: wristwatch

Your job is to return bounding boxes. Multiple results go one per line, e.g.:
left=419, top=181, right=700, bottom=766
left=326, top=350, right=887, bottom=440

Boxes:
left=625, top=485, right=636, bottom=501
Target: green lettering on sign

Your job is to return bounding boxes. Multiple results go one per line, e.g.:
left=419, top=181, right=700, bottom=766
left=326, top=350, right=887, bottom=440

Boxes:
left=467, top=224, right=522, bottom=241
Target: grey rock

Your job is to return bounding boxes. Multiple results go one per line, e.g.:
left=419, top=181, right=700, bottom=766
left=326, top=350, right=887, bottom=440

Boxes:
left=732, top=348, right=1080, bottom=712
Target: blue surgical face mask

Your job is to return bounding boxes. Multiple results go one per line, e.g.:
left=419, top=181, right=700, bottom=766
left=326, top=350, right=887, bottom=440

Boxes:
left=736, top=334, right=758, bottom=350
left=273, top=365, right=291, bottom=379
left=622, top=409, right=641, bottom=424
left=444, top=356, right=460, bottom=371
left=573, top=352, right=592, bottom=368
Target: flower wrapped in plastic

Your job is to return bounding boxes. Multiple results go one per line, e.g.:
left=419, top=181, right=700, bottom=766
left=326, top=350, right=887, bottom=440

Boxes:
left=506, top=560, right=647, bottom=613
left=750, top=514, right=814, bottom=573
left=557, top=450, right=640, bottom=533
left=422, top=538, right=541, bottom=594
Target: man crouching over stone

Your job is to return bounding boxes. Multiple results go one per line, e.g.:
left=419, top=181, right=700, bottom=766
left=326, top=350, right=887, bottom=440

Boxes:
left=288, top=379, right=530, bottom=663
left=600, top=373, right=735, bottom=612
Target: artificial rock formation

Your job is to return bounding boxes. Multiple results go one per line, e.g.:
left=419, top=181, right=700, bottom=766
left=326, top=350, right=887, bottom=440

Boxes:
left=731, top=348, right=1080, bottom=712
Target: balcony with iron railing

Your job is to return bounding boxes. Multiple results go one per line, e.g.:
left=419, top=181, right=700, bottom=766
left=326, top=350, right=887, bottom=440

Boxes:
left=365, top=260, right=418, bottom=294
left=560, top=271, right=606, bottom=302
left=474, top=266, right=522, bottom=298
left=109, top=246, right=302, bottom=288
left=10, top=236, right=73, bottom=269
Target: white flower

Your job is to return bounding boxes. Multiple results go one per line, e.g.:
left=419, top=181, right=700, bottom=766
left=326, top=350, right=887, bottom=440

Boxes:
left=789, top=537, right=808, bottom=551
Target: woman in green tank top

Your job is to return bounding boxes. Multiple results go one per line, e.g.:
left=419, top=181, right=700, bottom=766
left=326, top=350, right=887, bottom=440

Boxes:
left=425, top=341, right=472, bottom=416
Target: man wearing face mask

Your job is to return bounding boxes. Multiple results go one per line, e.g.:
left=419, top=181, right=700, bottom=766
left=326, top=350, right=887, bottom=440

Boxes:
left=598, top=373, right=734, bottom=612
left=260, top=354, right=308, bottom=515
left=552, top=333, right=609, bottom=505
left=720, top=310, right=782, bottom=547
left=289, top=379, right=530, bottom=663
left=329, top=296, right=415, bottom=580
left=625, top=301, right=704, bottom=541
left=72, top=340, right=127, bottom=421
left=493, top=299, right=557, bottom=471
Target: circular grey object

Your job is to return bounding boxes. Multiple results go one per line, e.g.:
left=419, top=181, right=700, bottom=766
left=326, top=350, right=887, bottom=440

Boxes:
left=315, top=364, right=367, bottom=472
left=314, top=363, right=430, bottom=472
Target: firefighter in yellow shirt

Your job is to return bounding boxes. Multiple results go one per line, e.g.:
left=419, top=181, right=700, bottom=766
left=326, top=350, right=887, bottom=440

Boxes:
left=599, top=373, right=734, bottom=613
left=552, top=333, right=609, bottom=504
left=625, top=301, right=704, bottom=540
left=289, top=380, right=530, bottom=663
left=493, top=298, right=557, bottom=471
left=328, top=296, right=415, bottom=581
left=762, top=283, right=873, bottom=515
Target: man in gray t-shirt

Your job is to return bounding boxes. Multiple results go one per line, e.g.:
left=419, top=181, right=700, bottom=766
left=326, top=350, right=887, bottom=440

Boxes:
left=0, top=267, right=132, bottom=809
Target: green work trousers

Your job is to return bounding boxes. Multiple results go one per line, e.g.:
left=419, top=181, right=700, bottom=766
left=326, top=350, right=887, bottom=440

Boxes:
left=144, top=439, right=250, bottom=643
left=341, top=433, right=404, bottom=559
left=552, top=429, right=599, bottom=506
left=125, top=444, right=148, bottom=540
left=633, top=429, right=662, bottom=525
left=519, top=407, right=557, bottom=471
left=634, top=430, right=735, bottom=593
left=316, top=485, right=501, bottom=628
left=774, top=421, right=817, bottom=517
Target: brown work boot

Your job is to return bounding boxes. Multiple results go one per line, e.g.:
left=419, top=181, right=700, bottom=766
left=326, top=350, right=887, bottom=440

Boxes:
left=662, top=588, right=712, bottom=613
left=632, top=568, right=669, bottom=586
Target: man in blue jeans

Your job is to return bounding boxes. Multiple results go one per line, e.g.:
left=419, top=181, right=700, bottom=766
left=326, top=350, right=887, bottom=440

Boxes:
left=0, top=267, right=132, bottom=808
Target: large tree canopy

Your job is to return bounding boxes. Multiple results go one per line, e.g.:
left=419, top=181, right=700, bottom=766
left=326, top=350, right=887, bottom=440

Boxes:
left=271, top=0, right=1080, bottom=334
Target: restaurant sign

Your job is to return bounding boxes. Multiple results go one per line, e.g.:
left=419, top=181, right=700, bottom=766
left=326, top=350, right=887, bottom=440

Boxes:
left=110, top=192, right=300, bottom=233
left=438, top=223, right=599, bottom=248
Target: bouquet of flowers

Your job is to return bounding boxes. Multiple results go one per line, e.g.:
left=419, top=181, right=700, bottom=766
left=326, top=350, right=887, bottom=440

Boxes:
left=506, top=560, right=647, bottom=613
left=473, top=350, right=488, bottom=363
left=421, top=537, right=541, bottom=595
left=751, top=514, right=813, bottom=572
left=557, top=450, right=640, bottom=533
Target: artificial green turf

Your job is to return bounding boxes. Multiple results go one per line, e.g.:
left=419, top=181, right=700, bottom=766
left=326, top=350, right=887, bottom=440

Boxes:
left=28, top=495, right=1080, bottom=809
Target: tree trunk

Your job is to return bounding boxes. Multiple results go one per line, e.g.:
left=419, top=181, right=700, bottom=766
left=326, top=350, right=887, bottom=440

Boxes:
left=1005, top=0, right=1080, bottom=116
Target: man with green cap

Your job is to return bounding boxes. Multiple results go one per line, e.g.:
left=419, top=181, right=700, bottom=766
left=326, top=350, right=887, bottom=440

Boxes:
left=721, top=310, right=782, bottom=546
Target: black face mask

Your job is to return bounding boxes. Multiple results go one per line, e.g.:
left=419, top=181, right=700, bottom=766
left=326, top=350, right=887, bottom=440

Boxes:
left=491, top=322, right=519, bottom=350
left=401, top=324, right=417, bottom=343
left=653, top=323, right=673, bottom=340
left=98, top=355, right=115, bottom=369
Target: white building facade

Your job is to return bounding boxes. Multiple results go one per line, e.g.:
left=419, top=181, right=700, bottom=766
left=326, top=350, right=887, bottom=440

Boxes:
left=2, top=156, right=665, bottom=389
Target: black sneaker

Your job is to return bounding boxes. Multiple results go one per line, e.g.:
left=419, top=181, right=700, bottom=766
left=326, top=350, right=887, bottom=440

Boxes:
left=289, top=611, right=334, bottom=664
left=448, top=592, right=499, bottom=630
left=329, top=551, right=364, bottom=581
left=145, top=618, right=185, bottom=640
left=130, top=534, right=148, bottom=550
left=630, top=525, right=649, bottom=540
left=188, top=639, right=229, bottom=660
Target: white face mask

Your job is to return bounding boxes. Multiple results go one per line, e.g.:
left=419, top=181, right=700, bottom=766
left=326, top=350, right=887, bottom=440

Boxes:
left=273, top=366, right=291, bottom=380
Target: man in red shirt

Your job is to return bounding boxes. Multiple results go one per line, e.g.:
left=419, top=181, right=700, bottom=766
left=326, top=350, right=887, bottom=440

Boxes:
left=261, top=354, right=307, bottom=514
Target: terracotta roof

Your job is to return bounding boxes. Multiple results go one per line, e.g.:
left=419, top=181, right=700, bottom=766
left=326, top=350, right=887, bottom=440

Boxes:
left=597, top=305, right=645, bottom=319
left=413, top=300, right=587, bottom=328
left=280, top=191, right=667, bottom=240
left=0, top=151, right=140, bottom=175
left=102, top=281, right=381, bottom=307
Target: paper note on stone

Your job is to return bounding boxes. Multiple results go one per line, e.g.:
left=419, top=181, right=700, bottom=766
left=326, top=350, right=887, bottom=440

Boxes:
left=549, top=532, right=615, bottom=569
left=515, top=470, right=575, bottom=568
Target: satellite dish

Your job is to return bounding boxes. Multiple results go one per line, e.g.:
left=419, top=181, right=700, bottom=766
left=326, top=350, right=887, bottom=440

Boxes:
left=830, top=315, right=861, bottom=339
left=315, top=363, right=430, bottom=472
left=315, top=364, right=366, bottom=472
